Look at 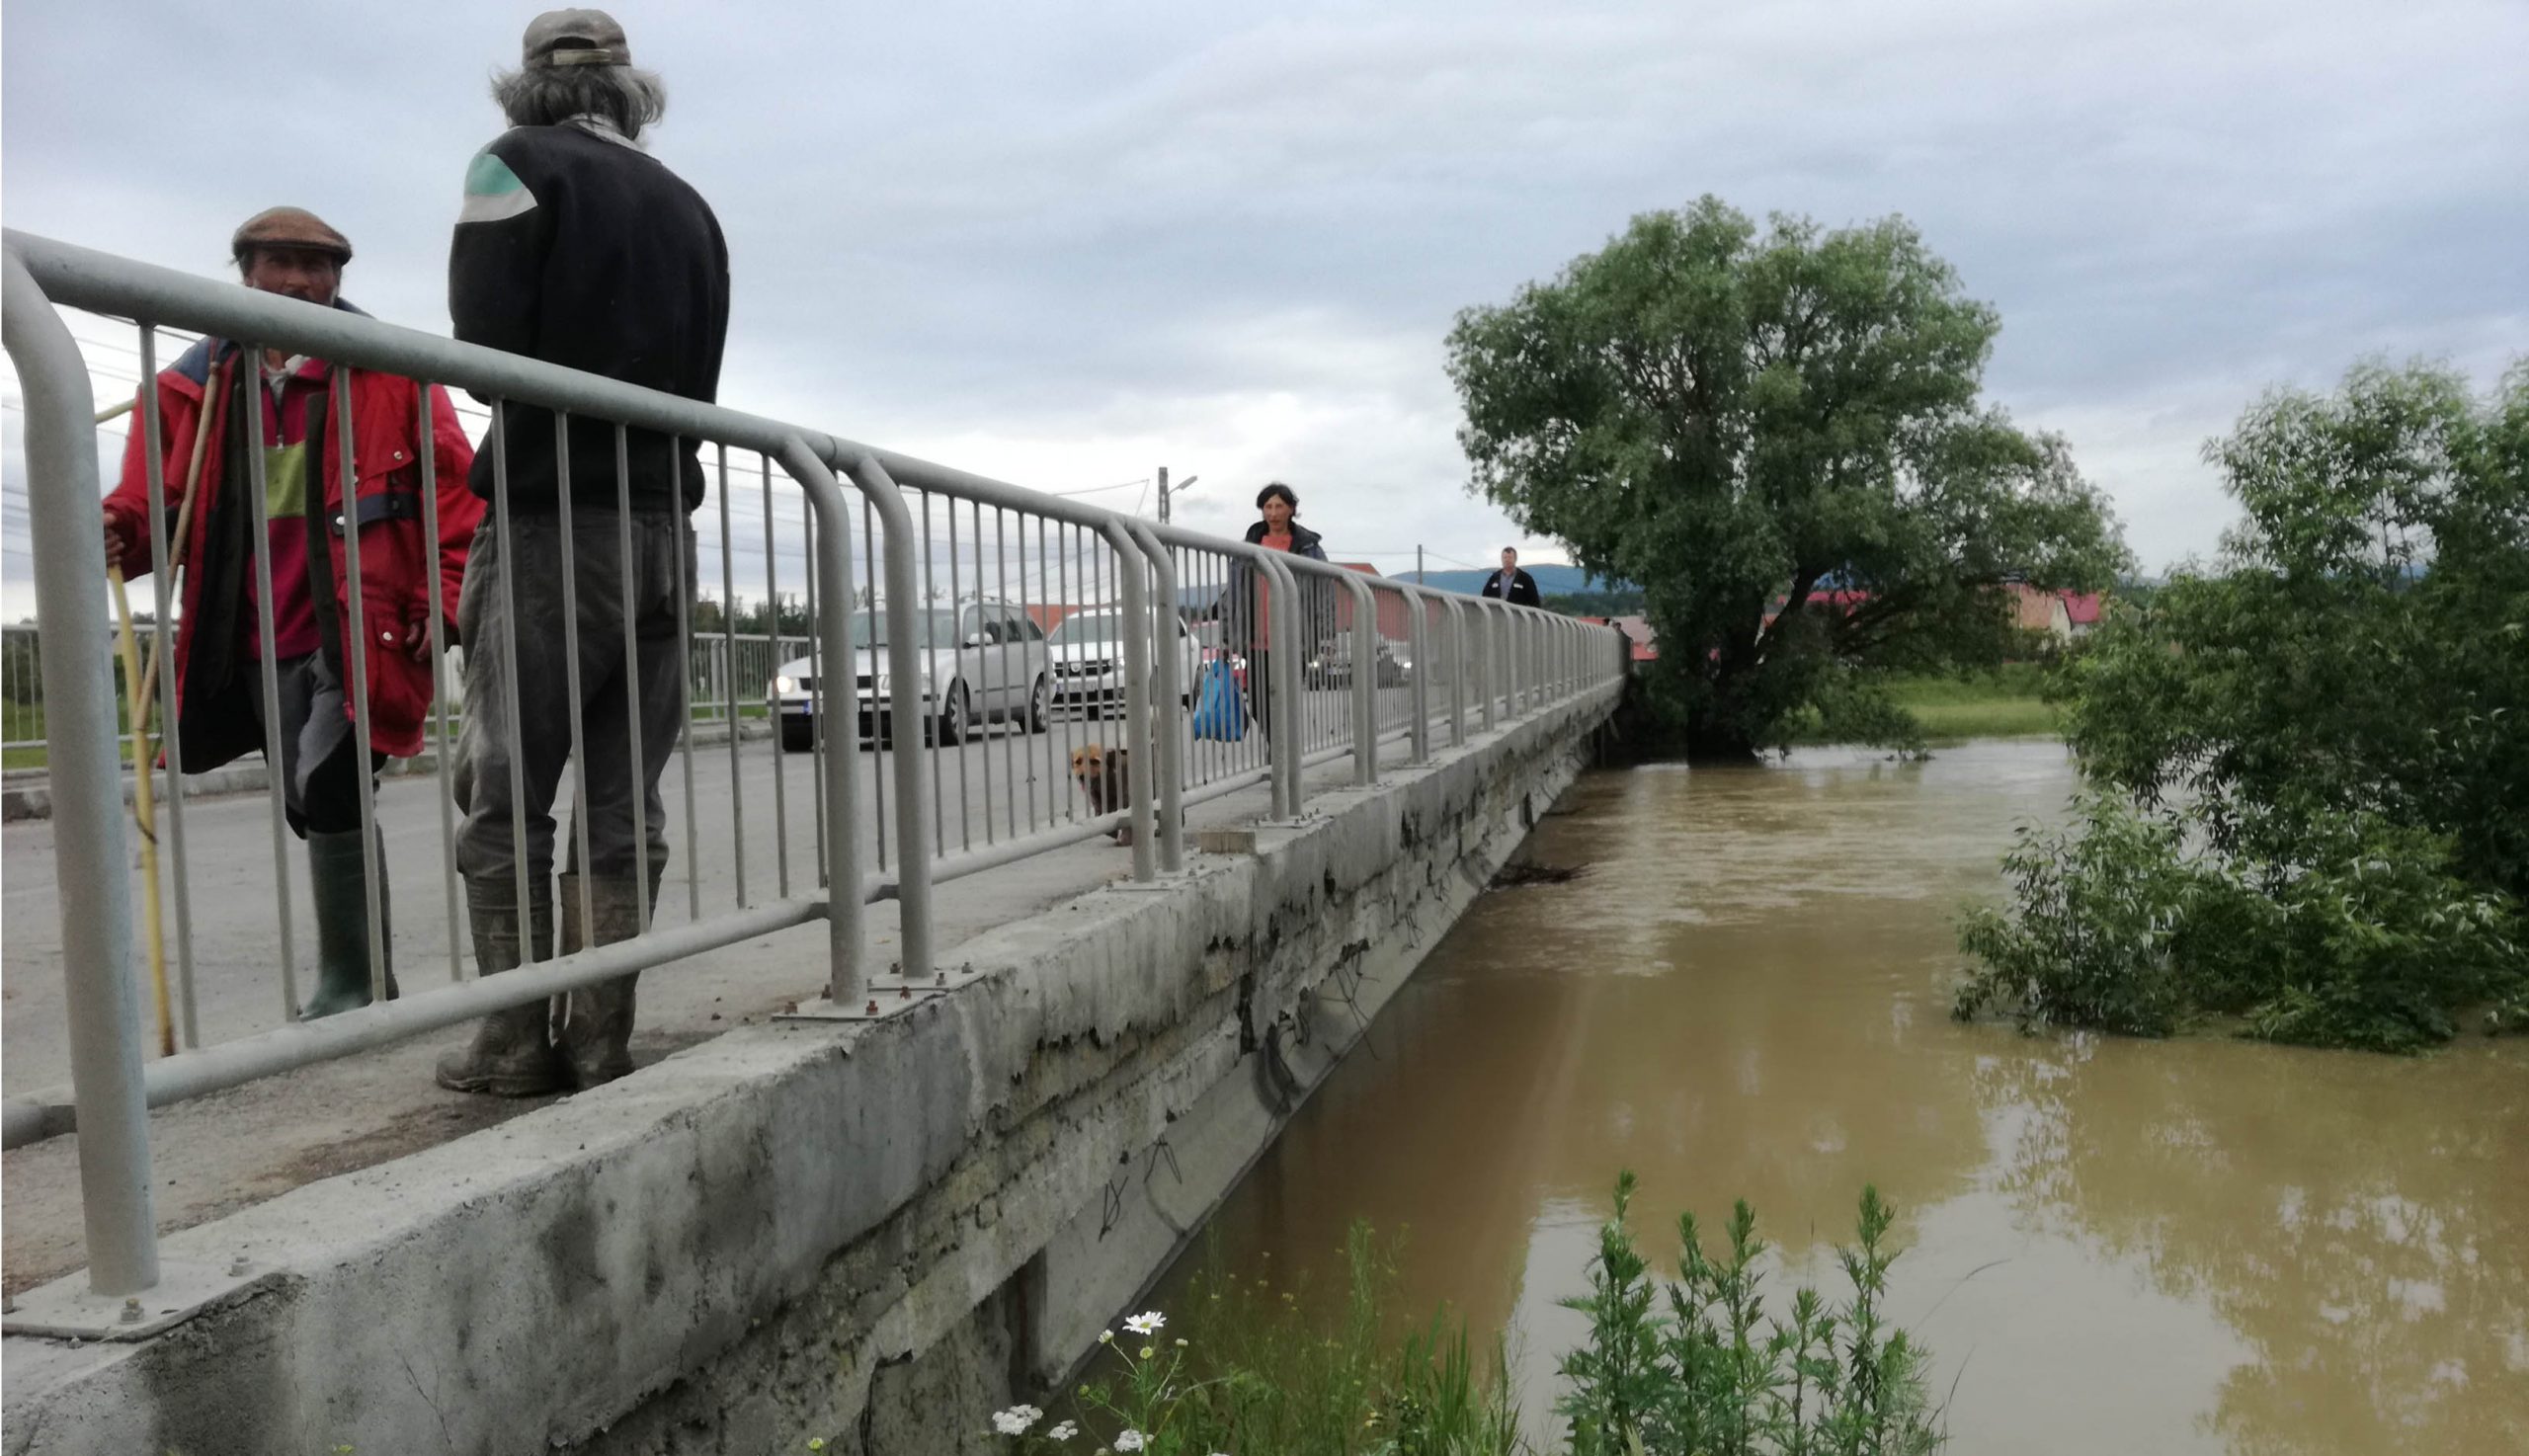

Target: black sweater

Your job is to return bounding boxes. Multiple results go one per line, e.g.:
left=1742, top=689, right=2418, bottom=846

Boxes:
left=449, top=122, right=729, bottom=513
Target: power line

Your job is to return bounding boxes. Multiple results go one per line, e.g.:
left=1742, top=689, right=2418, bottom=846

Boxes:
left=1045, top=477, right=1149, bottom=499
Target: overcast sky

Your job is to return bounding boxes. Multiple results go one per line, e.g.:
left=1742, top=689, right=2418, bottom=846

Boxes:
left=6, top=0, right=2524, bottom=618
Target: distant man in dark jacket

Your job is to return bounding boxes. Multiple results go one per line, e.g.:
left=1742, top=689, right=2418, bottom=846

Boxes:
left=439, top=8, right=730, bottom=1097
left=1481, top=547, right=1541, bottom=607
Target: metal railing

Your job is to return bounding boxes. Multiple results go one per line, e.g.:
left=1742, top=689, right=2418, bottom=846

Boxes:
left=0, top=228, right=1629, bottom=1301
left=3, top=623, right=807, bottom=769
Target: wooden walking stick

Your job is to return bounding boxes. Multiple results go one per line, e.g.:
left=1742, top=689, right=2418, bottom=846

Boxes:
left=109, top=566, right=174, bottom=1057
left=131, top=368, right=224, bottom=726
left=108, top=363, right=226, bottom=1057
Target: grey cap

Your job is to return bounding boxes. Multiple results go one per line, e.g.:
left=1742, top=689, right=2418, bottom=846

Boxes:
left=522, top=8, right=631, bottom=69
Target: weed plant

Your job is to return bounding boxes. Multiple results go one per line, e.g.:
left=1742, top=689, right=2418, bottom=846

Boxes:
left=1559, top=1174, right=1942, bottom=1456
left=979, top=1181, right=1943, bottom=1455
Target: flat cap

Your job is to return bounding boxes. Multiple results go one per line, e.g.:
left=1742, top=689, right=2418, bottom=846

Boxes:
left=523, top=8, right=631, bottom=69
left=230, top=206, right=353, bottom=265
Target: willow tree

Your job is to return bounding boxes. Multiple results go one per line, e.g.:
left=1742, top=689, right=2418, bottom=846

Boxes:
left=1957, top=362, right=2529, bottom=1051
left=1446, top=197, right=2124, bottom=757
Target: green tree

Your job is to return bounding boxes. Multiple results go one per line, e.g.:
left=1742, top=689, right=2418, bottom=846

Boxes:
left=1959, top=361, right=2529, bottom=1051
left=1447, top=197, right=2124, bottom=757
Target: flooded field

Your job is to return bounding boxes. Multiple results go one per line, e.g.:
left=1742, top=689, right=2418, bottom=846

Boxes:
left=1157, top=740, right=2529, bottom=1454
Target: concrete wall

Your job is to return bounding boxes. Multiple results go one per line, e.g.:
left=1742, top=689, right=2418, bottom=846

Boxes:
left=1, top=686, right=1617, bottom=1456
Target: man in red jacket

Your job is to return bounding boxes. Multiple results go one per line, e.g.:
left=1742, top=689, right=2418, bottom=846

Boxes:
left=101, top=206, right=481, bottom=1018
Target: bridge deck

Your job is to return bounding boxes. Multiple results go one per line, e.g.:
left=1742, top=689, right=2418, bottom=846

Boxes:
left=1, top=715, right=1373, bottom=1295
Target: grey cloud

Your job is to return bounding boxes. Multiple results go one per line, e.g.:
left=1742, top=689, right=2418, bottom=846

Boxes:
left=6, top=0, right=2524, bottom=601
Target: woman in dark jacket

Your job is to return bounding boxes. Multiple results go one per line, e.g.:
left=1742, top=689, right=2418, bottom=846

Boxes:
left=1226, top=482, right=1329, bottom=740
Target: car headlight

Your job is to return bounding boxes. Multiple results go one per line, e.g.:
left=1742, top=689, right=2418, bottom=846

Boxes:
left=775, top=674, right=798, bottom=695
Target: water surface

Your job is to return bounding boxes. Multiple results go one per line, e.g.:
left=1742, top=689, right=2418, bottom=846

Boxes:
left=1159, top=740, right=2529, bottom=1454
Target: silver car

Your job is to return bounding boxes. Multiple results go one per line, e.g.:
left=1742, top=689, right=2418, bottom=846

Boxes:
left=771, top=601, right=1051, bottom=750
left=1046, top=609, right=1204, bottom=716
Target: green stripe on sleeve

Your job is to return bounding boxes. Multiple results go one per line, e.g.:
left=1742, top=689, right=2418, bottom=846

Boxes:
left=457, top=151, right=537, bottom=224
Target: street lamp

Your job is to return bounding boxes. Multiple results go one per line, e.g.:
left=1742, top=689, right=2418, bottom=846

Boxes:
left=1156, top=467, right=1199, bottom=524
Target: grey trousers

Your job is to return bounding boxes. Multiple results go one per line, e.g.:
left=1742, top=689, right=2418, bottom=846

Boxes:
left=251, top=651, right=384, bottom=838
left=453, top=510, right=691, bottom=887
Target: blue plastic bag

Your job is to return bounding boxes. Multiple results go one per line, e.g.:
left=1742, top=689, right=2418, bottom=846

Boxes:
left=1191, top=658, right=1245, bottom=742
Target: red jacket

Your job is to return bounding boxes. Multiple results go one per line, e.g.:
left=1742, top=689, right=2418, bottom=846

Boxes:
left=102, top=333, right=480, bottom=763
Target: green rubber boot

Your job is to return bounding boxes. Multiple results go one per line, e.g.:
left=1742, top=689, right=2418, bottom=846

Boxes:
left=301, top=830, right=396, bottom=1018
left=554, top=870, right=657, bottom=1090
left=434, top=876, right=568, bottom=1097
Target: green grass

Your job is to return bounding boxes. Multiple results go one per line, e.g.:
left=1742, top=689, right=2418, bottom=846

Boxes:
left=1900, top=694, right=2061, bottom=741
left=4, top=695, right=140, bottom=772
left=1790, top=666, right=2061, bottom=747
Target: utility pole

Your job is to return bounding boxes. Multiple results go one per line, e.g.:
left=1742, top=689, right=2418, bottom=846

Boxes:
left=1417, top=544, right=1425, bottom=585
left=1156, top=467, right=1199, bottom=525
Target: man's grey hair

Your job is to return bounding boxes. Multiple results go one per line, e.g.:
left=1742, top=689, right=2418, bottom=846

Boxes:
left=490, top=63, right=668, bottom=138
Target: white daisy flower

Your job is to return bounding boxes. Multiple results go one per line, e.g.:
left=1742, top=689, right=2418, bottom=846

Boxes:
left=989, top=1405, right=1042, bottom=1436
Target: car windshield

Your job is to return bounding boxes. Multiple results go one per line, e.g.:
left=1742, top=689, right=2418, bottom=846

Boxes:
left=1049, top=614, right=1124, bottom=645
left=850, top=609, right=958, bottom=648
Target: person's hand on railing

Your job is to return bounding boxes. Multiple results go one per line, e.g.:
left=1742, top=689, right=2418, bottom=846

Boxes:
left=102, top=520, right=125, bottom=571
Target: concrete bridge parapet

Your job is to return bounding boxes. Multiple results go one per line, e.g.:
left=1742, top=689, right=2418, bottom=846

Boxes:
left=0, top=684, right=1619, bottom=1456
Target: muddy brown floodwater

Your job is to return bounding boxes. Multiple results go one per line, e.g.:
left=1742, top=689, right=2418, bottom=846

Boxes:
left=1153, top=739, right=2529, bottom=1454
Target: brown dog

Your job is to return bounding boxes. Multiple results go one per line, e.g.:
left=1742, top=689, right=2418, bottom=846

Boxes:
left=1070, top=745, right=1134, bottom=846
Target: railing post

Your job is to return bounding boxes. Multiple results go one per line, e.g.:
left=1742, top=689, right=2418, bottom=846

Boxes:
left=1496, top=602, right=1514, bottom=720
left=1530, top=611, right=1544, bottom=711
left=1102, top=522, right=1156, bottom=880
left=842, top=452, right=935, bottom=984
left=775, top=440, right=863, bottom=1008
left=1442, top=597, right=1467, bottom=746
left=1528, top=612, right=1542, bottom=712
left=1124, top=523, right=1183, bottom=874
left=1344, top=572, right=1379, bottom=784
left=1256, top=553, right=1305, bottom=816
left=2, top=248, right=159, bottom=1294
left=1503, top=607, right=1522, bottom=718
left=1404, top=586, right=1431, bottom=763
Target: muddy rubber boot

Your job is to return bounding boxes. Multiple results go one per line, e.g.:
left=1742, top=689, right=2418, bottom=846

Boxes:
left=555, top=872, right=652, bottom=1090
left=434, top=878, right=567, bottom=1097
left=301, top=830, right=396, bottom=1018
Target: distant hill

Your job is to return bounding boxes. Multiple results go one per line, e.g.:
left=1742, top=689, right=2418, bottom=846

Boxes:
left=1396, top=564, right=1623, bottom=597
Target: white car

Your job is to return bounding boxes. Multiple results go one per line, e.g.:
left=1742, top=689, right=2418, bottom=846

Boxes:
left=1046, top=610, right=1205, bottom=716
left=770, top=601, right=1051, bottom=750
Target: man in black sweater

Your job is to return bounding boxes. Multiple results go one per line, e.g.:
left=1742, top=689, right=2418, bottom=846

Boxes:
left=441, top=8, right=730, bottom=1097
left=1481, top=547, right=1542, bottom=608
